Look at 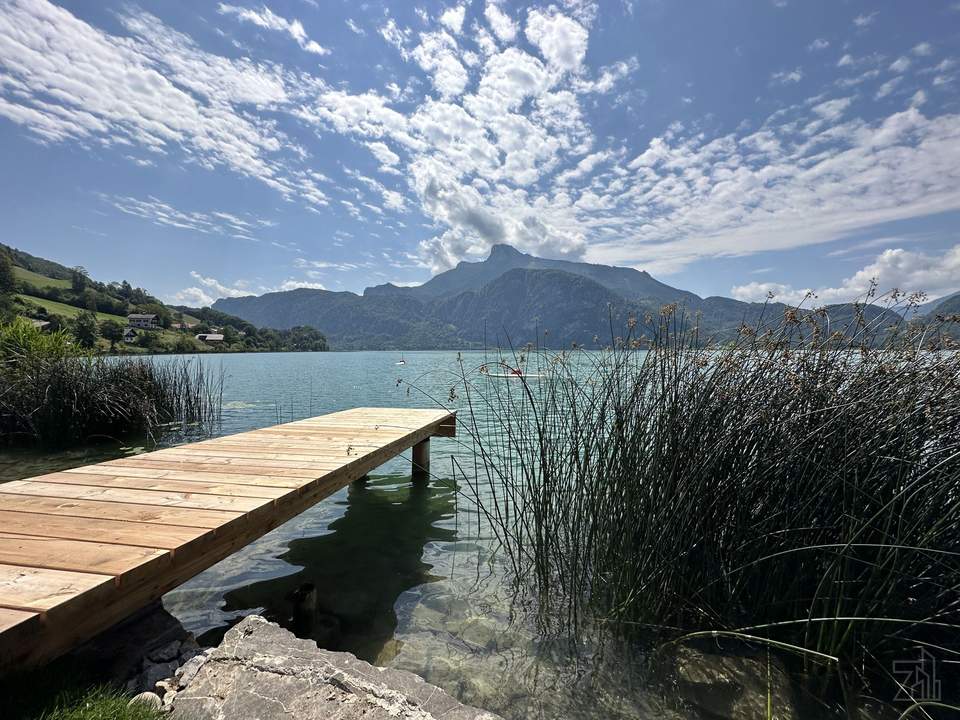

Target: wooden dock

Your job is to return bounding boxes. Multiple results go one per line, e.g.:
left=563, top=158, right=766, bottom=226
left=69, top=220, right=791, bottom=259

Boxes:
left=0, top=407, right=455, bottom=673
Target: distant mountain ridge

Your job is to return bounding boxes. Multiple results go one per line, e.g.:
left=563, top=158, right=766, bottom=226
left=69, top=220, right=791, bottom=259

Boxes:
left=217, top=244, right=922, bottom=350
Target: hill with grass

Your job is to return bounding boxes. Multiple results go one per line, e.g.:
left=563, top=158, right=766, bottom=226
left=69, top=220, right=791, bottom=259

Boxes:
left=0, top=243, right=328, bottom=354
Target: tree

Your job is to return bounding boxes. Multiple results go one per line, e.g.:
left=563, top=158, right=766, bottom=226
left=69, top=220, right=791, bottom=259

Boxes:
left=72, top=311, right=99, bottom=349
left=137, top=330, right=160, bottom=351
left=0, top=251, right=15, bottom=297
left=222, top=325, right=239, bottom=345
left=173, top=335, right=195, bottom=353
left=100, top=319, right=124, bottom=351
left=83, top=288, right=99, bottom=312
left=70, top=266, right=88, bottom=293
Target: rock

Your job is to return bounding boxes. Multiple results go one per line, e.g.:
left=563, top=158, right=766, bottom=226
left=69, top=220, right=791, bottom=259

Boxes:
left=67, top=601, right=195, bottom=689
left=128, top=691, right=162, bottom=710
left=169, top=615, right=503, bottom=720
left=148, top=639, right=182, bottom=663
left=174, top=652, right=210, bottom=688
left=667, top=646, right=797, bottom=720
left=141, top=659, right=179, bottom=693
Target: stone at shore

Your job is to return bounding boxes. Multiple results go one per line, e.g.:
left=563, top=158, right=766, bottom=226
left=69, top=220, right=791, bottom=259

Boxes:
left=167, top=615, right=503, bottom=720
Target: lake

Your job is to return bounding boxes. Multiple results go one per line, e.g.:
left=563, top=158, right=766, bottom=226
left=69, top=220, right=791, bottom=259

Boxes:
left=0, top=350, right=666, bottom=720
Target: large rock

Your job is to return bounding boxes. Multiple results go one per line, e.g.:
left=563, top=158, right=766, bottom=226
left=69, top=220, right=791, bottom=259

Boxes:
left=169, top=615, right=503, bottom=720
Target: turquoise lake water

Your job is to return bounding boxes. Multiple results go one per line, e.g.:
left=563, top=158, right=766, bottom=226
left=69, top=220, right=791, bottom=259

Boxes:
left=1, top=350, right=668, bottom=720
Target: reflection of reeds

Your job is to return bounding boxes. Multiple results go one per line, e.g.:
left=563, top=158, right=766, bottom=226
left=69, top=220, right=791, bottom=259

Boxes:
left=0, top=319, right=223, bottom=447
left=451, top=296, right=960, bottom=708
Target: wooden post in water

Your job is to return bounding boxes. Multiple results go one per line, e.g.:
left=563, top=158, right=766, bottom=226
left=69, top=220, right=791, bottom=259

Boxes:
left=412, top=438, right=430, bottom=479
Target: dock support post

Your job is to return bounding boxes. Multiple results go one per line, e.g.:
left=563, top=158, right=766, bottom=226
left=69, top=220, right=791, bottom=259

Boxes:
left=412, top=438, right=430, bottom=480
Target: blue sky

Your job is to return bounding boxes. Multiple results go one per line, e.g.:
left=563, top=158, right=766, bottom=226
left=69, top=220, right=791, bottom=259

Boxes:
left=0, top=0, right=958, bottom=306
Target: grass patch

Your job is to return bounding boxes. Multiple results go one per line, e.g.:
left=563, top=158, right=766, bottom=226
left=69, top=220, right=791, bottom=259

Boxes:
left=29, top=686, right=164, bottom=720
left=13, top=265, right=71, bottom=290
left=16, top=294, right=127, bottom=323
left=0, top=318, right=222, bottom=447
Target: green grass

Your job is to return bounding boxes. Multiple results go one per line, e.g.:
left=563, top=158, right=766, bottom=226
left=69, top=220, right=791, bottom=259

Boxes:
left=16, top=294, right=128, bottom=324
left=14, top=265, right=71, bottom=290
left=29, top=686, right=165, bottom=720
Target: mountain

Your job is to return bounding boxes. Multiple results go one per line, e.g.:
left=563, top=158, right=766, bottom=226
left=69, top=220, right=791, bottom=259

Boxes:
left=365, top=243, right=700, bottom=306
left=915, top=290, right=960, bottom=317
left=219, top=244, right=910, bottom=350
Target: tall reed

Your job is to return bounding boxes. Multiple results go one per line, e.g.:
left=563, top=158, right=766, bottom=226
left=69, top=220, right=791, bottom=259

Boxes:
left=451, top=296, right=960, bottom=708
left=0, top=318, right=222, bottom=447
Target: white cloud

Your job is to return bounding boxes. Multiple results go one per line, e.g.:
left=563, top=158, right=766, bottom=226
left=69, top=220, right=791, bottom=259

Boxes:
left=731, top=244, right=960, bottom=304
left=106, top=195, right=271, bottom=242
left=771, top=68, right=803, bottom=85
left=837, top=54, right=854, bottom=67
left=366, top=141, right=401, bottom=167
left=812, top=97, right=852, bottom=121
left=807, top=38, right=829, bottom=52
left=345, top=18, right=364, bottom=36
left=439, top=5, right=466, bottom=35
left=875, top=76, right=902, bottom=99
left=853, top=12, right=877, bottom=28
left=889, top=56, right=911, bottom=73
left=912, top=42, right=933, bottom=57
left=484, top=1, right=518, bottom=42
left=217, top=3, right=329, bottom=55
left=525, top=9, right=589, bottom=73
left=378, top=18, right=412, bottom=58
left=412, top=31, right=470, bottom=97
left=0, top=0, right=332, bottom=210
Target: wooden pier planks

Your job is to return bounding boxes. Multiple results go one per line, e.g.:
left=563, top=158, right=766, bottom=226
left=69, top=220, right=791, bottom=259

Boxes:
left=0, top=406, right=455, bottom=672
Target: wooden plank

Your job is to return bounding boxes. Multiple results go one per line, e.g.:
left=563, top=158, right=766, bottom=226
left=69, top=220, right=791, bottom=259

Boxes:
left=0, top=494, right=240, bottom=528
left=34, top=472, right=289, bottom=499
left=0, top=511, right=206, bottom=549
left=0, top=563, right=114, bottom=612
left=0, top=481, right=270, bottom=513
left=63, top=465, right=305, bottom=488
left=0, top=407, right=456, bottom=672
left=99, top=458, right=323, bottom=479
left=0, top=534, right=169, bottom=578
left=0, top=607, right=37, bottom=634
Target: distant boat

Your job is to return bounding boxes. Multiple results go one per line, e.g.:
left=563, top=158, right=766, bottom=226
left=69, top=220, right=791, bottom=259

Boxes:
left=480, top=362, right=541, bottom=379
left=396, top=352, right=406, bottom=366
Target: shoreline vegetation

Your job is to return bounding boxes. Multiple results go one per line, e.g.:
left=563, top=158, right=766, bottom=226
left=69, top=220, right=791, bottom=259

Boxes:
left=0, top=317, right=223, bottom=448
left=446, top=292, right=960, bottom=716
left=1, top=243, right=329, bottom=355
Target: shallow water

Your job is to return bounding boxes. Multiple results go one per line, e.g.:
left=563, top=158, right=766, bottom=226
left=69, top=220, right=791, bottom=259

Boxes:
left=0, top=350, right=675, bottom=719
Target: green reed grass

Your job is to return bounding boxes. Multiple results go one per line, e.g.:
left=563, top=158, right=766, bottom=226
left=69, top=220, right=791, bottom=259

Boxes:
left=450, top=294, right=960, bottom=710
left=0, top=318, right=222, bottom=447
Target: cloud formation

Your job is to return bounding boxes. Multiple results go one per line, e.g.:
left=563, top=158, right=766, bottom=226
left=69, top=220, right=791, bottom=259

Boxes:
left=731, top=244, right=960, bottom=305
left=217, top=3, right=329, bottom=55
left=0, top=0, right=957, bottom=298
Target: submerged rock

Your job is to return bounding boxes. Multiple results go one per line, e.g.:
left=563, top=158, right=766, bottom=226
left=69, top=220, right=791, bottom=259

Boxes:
left=667, top=645, right=798, bottom=720
left=168, top=615, right=503, bottom=720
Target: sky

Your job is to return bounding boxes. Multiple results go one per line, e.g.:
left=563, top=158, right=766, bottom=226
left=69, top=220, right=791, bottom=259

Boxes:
left=0, top=0, right=958, bottom=307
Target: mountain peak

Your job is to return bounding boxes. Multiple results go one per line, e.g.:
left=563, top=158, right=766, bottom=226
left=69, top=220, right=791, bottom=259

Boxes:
left=488, top=243, right=524, bottom=259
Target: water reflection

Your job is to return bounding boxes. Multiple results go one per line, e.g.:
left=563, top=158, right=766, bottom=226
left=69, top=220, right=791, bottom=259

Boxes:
left=201, top=475, right=457, bottom=664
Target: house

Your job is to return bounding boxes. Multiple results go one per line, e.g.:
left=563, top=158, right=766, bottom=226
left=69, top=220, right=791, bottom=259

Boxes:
left=27, top=318, right=50, bottom=332
left=128, top=313, right=158, bottom=329
left=195, top=333, right=224, bottom=344
left=122, top=328, right=138, bottom=343
left=172, top=321, right=195, bottom=330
